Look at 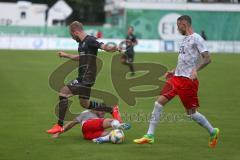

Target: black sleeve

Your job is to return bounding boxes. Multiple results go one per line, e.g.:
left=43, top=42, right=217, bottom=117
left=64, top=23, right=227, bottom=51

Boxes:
left=88, top=37, right=103, bottom=49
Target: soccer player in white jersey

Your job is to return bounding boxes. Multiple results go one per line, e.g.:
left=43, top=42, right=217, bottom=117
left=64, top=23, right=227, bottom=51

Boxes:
left=134, top=15, right=219, bottom=148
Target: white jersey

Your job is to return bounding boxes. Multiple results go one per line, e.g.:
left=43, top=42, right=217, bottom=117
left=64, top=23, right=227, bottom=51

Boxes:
left=75, top=110, right=99, bottom=126
left=175, top=33, right=208, bottom=78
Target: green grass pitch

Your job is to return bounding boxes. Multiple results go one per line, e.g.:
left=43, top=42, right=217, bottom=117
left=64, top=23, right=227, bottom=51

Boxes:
left=0, top=50, right=240, bottom=160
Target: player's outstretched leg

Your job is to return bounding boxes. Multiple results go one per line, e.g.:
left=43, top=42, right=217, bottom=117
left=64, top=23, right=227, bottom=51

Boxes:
left=188, top=110, right=220, bottom=148
left=92, top=137, right=105, bottom=144
left=134, top=101, right=164, bottom=144
left=46, top=96, right=68, bottom=134
left=87, top=101, right=123, bottom=123
left=111, top=119, right=131, bottom=130
left=93, top=118, right=131, bottom=144
left=111, top=105, right=123, bottom=123
left=103, top=118, right=131, bottom=130
left=47, top=86, right=73, bottom=134
left=92, top=134, right=111, bottom=144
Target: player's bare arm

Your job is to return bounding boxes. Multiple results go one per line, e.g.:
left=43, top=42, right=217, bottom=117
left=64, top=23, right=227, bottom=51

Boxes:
left=100, top=44, right=119, bottom=52
left=62, top=120, right=79, bottom=132
left=197, top=51, right=211, bottom=71
left=164, top=68, right=176, bottom=79
left=132, top=39, right=138, bottom=46
left=52, top=120, right=79, bottom=138
left=126, top=39, right=138, bottom=46
left=190, top=52, right=211, bottom=79
left=58, top=51, right=80, bottom=60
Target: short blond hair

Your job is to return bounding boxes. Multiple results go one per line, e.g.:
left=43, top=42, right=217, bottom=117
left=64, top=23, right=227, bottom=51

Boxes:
left=69, top=21, right=83, bottom=32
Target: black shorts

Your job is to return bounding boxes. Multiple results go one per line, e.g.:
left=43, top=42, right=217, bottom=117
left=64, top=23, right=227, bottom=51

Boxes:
left=121, top=52, right=134, bottom=63
left=67, top=79, right=93, bottom=99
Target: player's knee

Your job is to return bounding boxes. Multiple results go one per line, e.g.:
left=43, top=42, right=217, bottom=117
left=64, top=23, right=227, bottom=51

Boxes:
left=79, top=99, right=89, bottom=108
left=59, top=90, right=72, bottom=98
left=58, top=95, right=68, bottom=101
left=120, top=59, right=126, bottom=64
left=156, top=100, right=164, bottom=106
left=102, top=118, right=114, bottom=129
left=104, top=118, right=114, bottom=123
left=186, top=108, right=197, bottom=115
left=80, top=102, right=87, bottom=108
left=59, top=87, right=72, bottom=97
left=58, top=92, right=69, bottom=98
left=157, top=96, right=168, bottom=106
left=186, top=110, right=198, bottom=121
left=186, top=113, right=192, bottom=118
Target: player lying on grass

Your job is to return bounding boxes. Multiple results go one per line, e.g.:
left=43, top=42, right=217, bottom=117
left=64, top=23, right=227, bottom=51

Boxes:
left=134, top=15, right=219, bottom=148
left=52, top=110, right=131, bottom=144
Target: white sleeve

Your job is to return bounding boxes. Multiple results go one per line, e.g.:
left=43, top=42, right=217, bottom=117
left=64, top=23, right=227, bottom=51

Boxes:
left=195, top=36, right=208, bottom=54
left=75, top=113, right=84, bottom=123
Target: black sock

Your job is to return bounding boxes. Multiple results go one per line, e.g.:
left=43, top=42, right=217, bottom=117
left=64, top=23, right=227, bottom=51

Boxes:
left=57, top=96, right=68, bottom=126
left=88, top=101, right=113, bottom=113
left=129, top=63, right=135, bottom=74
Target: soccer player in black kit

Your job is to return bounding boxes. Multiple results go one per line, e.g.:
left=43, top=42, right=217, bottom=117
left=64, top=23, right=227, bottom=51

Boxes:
left=120, top=26, right=138, bottom=76
left=47, top=21, right=122, bottom=134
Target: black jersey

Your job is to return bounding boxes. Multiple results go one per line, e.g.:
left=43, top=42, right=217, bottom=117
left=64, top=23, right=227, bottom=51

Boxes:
left=126, top=34, right=137, bottom=54
left=77, top=35, right=103, bottom=85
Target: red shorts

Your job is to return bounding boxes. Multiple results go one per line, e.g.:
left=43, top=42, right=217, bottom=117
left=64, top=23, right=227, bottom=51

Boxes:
left=82, top=118, right=105, bottom=140
left=161, top=76, right=199, bottom=109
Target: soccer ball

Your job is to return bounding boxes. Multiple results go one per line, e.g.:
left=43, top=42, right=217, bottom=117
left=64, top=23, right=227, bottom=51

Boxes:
left=109, top=129, right=125, bottom=144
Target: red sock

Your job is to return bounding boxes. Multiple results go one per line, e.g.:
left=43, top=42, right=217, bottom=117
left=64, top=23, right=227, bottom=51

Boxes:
left=112, top=105, right=123, bottom=123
